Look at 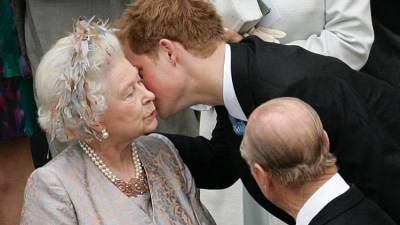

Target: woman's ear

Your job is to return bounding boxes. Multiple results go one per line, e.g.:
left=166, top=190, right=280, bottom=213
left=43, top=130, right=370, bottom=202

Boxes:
left=89, top=122, right=104, bottom=134
left=159, top=39, right=177, bottom=66
left=86, top=121, right=109, bottom=141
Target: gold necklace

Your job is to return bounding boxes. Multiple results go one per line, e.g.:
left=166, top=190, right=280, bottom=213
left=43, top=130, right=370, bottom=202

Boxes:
left=79, top=141, right=149, bottom=197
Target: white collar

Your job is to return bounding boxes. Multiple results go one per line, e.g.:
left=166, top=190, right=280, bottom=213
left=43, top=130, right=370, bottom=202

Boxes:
left=222, top=44, right=248, bottom=121
left=296, top=173, right=350, bottom=225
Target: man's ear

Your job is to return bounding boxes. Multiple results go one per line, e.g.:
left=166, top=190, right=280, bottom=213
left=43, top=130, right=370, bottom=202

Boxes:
left=159, top=39, right=177, bottom=66
left=322, top=130, right=330, bottom=149
left=252, top=163, right=274, bottom=196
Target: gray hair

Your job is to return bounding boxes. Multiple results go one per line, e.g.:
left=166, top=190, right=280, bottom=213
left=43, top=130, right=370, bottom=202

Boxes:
left=35, top=18, right=124, bottom=143
left=241, top=97, right=336, bottom=188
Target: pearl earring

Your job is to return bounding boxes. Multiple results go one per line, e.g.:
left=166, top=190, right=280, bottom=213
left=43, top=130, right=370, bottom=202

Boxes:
left=101, top=128, right=109, bottom=140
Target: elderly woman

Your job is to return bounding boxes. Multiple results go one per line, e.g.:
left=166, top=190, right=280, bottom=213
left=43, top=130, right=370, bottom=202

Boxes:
left=20, top=18, right=215, bottom=225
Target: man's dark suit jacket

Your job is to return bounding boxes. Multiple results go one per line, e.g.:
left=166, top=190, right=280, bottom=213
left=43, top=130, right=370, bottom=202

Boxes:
left=309, top=186, right=396, bottom=225
left=165, top=36, right=400, bottom=224
left=362, top=0, right=400, bottom=88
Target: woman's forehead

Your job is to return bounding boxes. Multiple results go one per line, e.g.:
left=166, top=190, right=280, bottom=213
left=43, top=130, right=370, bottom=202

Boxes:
left=108, top=58, right=139, bottom=87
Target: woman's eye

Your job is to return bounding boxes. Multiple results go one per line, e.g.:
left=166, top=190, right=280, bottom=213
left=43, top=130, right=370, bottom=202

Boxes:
left=126, top=88, right=135, bottom=98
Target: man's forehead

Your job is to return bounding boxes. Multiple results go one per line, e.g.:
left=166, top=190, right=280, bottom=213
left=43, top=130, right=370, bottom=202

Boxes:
left=124, top=50, right=143, bottom=65
left=124, top=48, right=136, bottom=59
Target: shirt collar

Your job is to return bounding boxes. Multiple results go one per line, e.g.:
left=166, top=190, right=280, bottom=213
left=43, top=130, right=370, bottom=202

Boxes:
left=296, top=173, right=350, bottom=225
left=223, top=44, right=247, bottom=121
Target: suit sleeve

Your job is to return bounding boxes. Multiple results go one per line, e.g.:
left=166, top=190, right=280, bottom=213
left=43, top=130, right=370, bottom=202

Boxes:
left=287, top=0, right=374, bottom=70
left=162, top=107, right=240, bottom=189
left=20, top=168, right=78, bottom=225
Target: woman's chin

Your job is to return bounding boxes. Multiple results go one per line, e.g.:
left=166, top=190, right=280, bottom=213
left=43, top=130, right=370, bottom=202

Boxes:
left=145, top=119, right=158, bottom=134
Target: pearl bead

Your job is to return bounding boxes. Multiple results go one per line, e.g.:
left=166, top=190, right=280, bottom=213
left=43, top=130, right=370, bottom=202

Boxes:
left=79, top=141, right=144, bottom=187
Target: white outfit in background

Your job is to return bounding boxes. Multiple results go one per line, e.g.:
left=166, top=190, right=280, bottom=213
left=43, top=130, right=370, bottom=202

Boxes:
left=260, top=0, right=374, bottom=70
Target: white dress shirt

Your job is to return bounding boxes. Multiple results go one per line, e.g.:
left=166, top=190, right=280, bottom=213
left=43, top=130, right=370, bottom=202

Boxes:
left=296, top=173, right=350, bottom=225
left=222, top=44, right=247, bottom=121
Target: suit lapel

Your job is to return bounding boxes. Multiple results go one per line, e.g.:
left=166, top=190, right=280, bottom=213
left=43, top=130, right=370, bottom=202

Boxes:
left=230, top=43, right=257, bottom=118
left=309, top=186, right=365, bottom=225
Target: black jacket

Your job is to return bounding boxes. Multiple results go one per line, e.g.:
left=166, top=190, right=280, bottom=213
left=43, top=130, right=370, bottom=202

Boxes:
left=362, top=0, right=400, bottom=88
left=310, top=186, right=396, bottom=225
left=165, top=37, right=400, bottom=224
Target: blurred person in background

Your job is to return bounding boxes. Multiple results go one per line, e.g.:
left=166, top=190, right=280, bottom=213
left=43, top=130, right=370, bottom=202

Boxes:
left=0, top=0, right=38, bottom=224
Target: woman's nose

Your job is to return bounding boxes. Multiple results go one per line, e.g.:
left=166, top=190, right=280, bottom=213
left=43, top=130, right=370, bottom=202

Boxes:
left=141, top=86, right=155, bottom=104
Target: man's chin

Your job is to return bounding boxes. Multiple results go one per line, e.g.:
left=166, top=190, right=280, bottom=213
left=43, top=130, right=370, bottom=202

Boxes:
left=157, top=107, right=179, bottom=119
left=157, top=110, right=174, bottom=119
left=155, top=107, right=170, bottom=118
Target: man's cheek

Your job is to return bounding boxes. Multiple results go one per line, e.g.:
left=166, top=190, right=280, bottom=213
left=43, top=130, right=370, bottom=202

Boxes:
left=143, top=78, right=152, bottom=88
left=143, top=80, right=158, bottom=94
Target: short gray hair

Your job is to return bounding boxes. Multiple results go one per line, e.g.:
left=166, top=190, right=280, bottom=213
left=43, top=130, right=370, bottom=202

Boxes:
left=241, top=97, right=336, bottom=188
left=35, top=18, right=124, bottom=143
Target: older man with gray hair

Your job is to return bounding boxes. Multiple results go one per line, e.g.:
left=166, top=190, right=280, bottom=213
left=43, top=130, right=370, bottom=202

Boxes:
left=240, top=97, right=395, bottom=225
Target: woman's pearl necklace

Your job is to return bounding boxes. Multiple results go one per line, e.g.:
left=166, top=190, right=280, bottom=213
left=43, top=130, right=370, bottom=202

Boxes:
left=79, top=141, right=149, bottom=197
